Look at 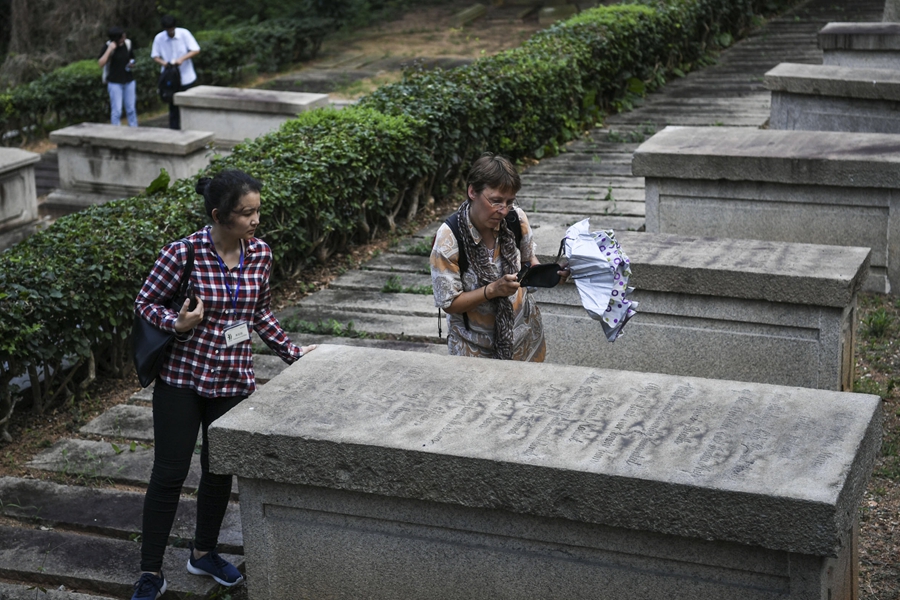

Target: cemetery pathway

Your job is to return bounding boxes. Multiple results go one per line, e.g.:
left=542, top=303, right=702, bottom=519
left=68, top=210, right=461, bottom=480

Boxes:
left=0, top=0, right=885, bottom=598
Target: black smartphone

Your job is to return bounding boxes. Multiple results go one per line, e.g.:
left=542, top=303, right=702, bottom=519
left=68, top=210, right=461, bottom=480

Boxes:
left=185, top=281, right=198, bottom=311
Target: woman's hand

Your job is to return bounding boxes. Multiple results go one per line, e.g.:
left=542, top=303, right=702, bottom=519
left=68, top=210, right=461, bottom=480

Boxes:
left=174, top=297, right=204, bottom=333
left=486, top=274, right=520, bottom=300
left=300, top=344, right=318, bottom=356
left=557, top=267, right=571, bottom=284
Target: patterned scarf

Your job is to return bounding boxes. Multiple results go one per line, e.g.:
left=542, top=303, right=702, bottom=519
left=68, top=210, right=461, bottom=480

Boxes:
left=458, top=201, right=518, bottom=359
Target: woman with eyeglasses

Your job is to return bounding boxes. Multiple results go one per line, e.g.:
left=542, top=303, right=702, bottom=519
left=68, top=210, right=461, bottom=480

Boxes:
left=431, top=153, right=567, bottom=361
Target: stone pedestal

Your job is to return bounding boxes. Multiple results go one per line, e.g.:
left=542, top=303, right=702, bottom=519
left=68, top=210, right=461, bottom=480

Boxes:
left=174, top=86, right=329, bottom=149
left=46, top=123, right=214, bottom=210
left=885, top=0, right=900, bottom=22
left=209, top=345, right=882, bottom=600
left=0, top=148, right=41, bottom=250
left=633, top=126, right=900, bottom=294
left=528, top=230, right=869, bottom=390
left=819, top=22, right=900, bottom=69
left=765, top=62, right=900, bottom=133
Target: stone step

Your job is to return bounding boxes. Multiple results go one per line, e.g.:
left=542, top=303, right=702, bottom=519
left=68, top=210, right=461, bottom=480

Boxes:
left=330, top=269, right=432, bottom=292
left=525, top=198, right=645, bottom=216
left=0, top=582, right=115, bottom=600
left=79, top=404, right=154, bottom=441
left=282, top=333, right=448, bottom=355
left=0, top=524, right=242, bottom=599
left=512, top=174, right=645, bottom=187
left=26, top=439, right=202, bottom=491
left=517, top=187, right=645, bottom=202
left=278, top=290, right=441, bottom=340
left=360, top=252, right=431, bottom=274
left=0, top=477, right=242, bottom=555
left=124, top=353, right=288, bottom=406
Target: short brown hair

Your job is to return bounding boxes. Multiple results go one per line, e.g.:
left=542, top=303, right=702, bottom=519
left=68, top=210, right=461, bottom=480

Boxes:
left=466, top=152, right=520, bottom=197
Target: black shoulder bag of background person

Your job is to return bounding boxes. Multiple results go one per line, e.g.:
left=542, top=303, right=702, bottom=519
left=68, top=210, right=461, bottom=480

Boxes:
left=132, top=240, right=195, bottom=387
left=158, top=63, right=181, bottom=103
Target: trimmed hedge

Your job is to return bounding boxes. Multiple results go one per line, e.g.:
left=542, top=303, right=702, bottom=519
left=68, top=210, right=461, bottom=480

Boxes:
left=0, top=0, right=797, bottom=438
left=0, top=17, right=335, bottom=143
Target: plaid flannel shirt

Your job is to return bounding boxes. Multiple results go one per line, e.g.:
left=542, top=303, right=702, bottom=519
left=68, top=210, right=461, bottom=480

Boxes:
left=135, top=226, right=302, bottom=398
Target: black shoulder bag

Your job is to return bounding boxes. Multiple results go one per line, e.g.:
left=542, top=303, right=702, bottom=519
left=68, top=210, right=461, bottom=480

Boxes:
left=132, top=240, right=195, bottom=388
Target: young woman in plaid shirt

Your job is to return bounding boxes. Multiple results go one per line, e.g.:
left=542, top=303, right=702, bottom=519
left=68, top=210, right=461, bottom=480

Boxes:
left=130, top=169, right=316, bottom=599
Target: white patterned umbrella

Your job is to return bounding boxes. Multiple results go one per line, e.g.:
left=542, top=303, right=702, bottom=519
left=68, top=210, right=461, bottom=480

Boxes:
left=563, top=218, right=638, bottom=342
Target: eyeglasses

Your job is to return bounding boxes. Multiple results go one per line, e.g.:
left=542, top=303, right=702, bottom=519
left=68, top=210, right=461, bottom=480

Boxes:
left=480, top=191, right=518, bottom=212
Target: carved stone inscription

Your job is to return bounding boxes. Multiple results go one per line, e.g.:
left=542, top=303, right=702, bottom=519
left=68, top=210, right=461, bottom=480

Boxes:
left=320, top=358, right=858, bottom=485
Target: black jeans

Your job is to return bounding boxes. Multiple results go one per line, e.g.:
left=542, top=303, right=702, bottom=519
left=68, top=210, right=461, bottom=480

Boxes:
left=140, top=379, right=244, bottom=572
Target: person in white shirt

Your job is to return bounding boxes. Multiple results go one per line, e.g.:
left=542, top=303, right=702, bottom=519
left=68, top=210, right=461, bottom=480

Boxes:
left=151, top=15, right=201, bottom=129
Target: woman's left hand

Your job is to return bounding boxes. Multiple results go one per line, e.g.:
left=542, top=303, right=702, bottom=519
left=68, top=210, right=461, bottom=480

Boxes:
left=557, top=267, right=571, bottom=284
left=300, top=344, right=318, bottom=356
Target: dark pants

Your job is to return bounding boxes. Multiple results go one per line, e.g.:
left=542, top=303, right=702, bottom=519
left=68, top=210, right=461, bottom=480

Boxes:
left=167, top=80, right=197, bottom=130
left=140, top=379, right=244, bottom=572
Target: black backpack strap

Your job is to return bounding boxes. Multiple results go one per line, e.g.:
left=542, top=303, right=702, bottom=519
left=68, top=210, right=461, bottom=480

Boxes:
left=445, top=212, right=468, bottom=276
left=505, top=209, right=523, bottom=249
left=444, top=212, right=470, bottom=331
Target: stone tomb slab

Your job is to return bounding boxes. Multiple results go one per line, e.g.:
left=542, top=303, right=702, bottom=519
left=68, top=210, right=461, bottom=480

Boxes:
left=764, top=62, right=900, bottom=133
left=47, top=123, right=213, bottom=209
left=209, top=345, right=881, bottom=600
left=0, top=148, right=41, bottom=250
left=174, top=85, right=329, bottom=149
left=819, top=22, right=900, bottom=69
left=632, top=126, right=900, bottom=293
left=528, top=228, right=869, bottom=390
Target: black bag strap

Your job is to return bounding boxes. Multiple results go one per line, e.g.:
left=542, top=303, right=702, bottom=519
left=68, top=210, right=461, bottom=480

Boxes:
left=167, top=239, right=195, bottom=310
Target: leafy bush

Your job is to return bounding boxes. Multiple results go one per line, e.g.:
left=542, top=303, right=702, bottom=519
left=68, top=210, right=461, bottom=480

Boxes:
left=0, top=0, right=798, bottom=439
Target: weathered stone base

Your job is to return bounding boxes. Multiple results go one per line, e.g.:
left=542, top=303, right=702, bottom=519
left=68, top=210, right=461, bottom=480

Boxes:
left=539, top=289, right=855, bottom=390
left=238, top=480, right=858, bottom=600
left=645, top=178, right=894, bottom=293
left=770, top=89, right=900, bottom=133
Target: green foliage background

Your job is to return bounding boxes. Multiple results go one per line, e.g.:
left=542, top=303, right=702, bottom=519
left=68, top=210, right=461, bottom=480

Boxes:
left=0, top=0, right=797, bottom=418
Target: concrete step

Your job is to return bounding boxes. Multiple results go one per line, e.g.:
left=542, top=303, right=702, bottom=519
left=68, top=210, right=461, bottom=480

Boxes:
left=330, top=269, right=432, bottom=292
left=278, top=290, right=440, bottom=340
left=0, top=477, right=242, bottom=555
left=518, top=187, right=645, bottom=202
left=360, top=252, right=431, bottom=274
left=285, top=333, right=448, bottom=355
left=0, top=524, right=242, bottom=599
left=0, top=582, right=116, bottom=600
left=26, top=439, right=203, bottom=491
left=287, top=289, right=438, bottom=319
left=79, top=404, right=154, bottom=441
left=123, top=353, right=289, bottom=406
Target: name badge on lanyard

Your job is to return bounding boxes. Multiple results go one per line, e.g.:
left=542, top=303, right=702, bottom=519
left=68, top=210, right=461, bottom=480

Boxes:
left=224, top=322, right=251, bottom=347
left=210, top=230, right=249, bottom=348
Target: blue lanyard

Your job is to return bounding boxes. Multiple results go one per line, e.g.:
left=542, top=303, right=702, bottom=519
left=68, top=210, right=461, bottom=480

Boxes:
left=208, top=230, right=244, bottom=315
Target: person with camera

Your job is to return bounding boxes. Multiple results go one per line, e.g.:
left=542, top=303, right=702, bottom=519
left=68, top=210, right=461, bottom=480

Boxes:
left=98, top=26, right=137, bottom=127
left=431, top=153, right=569, bottom=361
left=151, top=14, right=200, bottom=129
left=130, top=169, right=317, bottom=600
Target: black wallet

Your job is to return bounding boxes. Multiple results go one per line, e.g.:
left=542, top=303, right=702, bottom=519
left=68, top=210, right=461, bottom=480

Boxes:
left=517, top=262, right=561, bottom=287
left=516, top=238, right=567, bottom=288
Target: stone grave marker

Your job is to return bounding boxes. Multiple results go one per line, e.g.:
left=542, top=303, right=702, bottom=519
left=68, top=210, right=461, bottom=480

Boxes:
left=633, top=125, right=900, bottom=293
left=210, top=345, right=881, bottom=600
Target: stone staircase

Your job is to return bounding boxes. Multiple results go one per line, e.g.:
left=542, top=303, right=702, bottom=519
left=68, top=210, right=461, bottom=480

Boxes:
left=0, top=0, right=884, bottom=597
